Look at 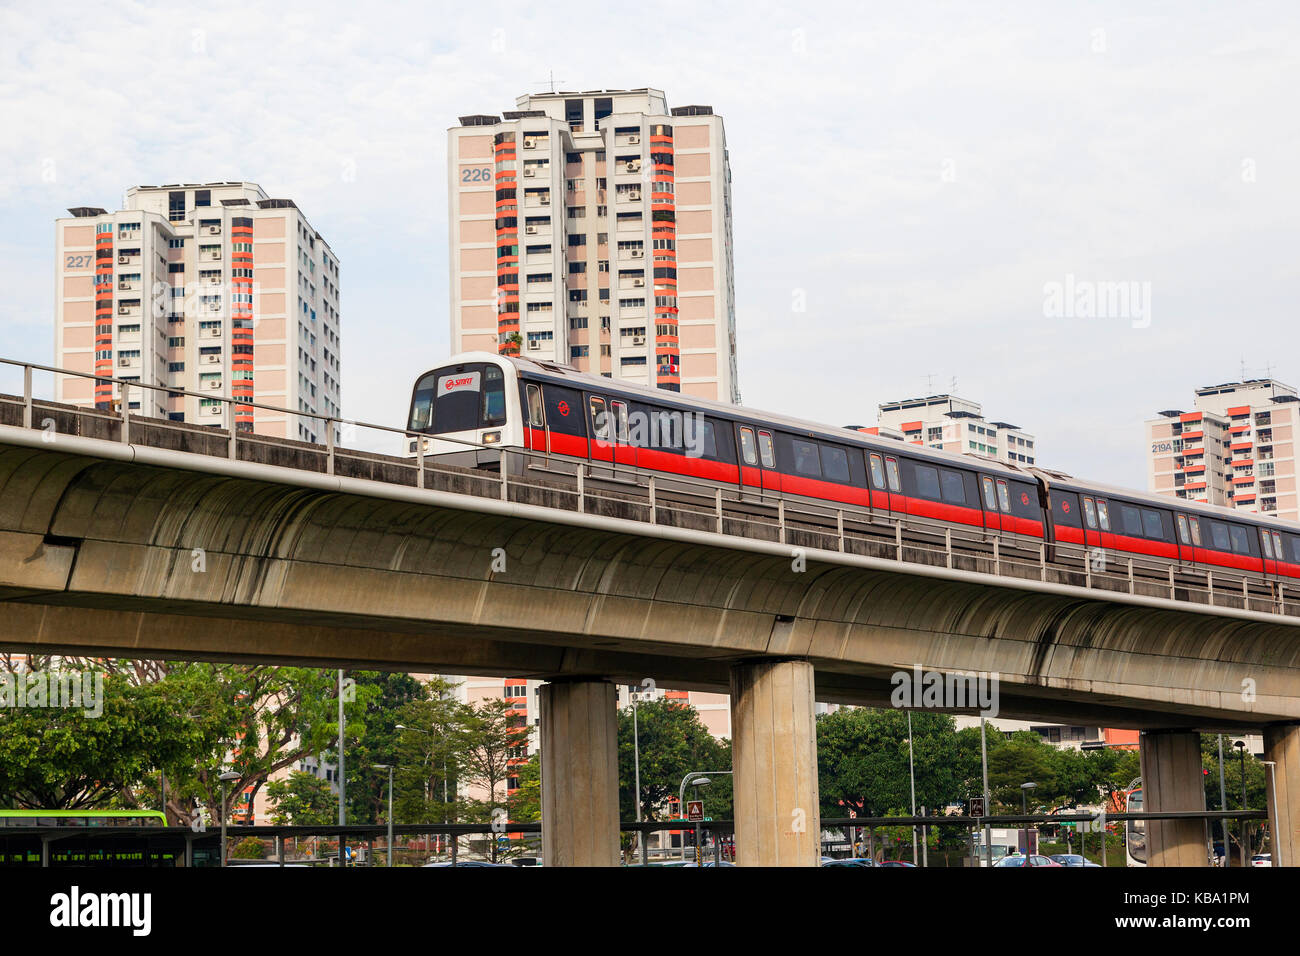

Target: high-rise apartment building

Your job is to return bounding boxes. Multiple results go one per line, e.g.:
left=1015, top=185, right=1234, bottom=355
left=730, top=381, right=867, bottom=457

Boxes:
left=1146, top=379, right=1299, bottom=521
left=448, top=88, right=739, bottom=402
left=862, top=394, right=1037, bottom=465
left=54, top=182, right=340, bottom=440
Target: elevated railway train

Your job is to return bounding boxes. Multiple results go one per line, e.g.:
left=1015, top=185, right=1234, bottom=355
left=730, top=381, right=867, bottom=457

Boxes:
left=406, top=353, right=1300, bottom=589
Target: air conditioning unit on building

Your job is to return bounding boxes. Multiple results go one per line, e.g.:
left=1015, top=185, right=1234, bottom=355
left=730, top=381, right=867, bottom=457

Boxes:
left=523, top=167, right=535, bottom=177
left=540, top=196, right=550, bottom=205
left=118, top=281, right=129, bottom=289
left=628, top=190, right=641, bottom=201
left=628, top=135, right=640, bottom=145
left=525, top=225, right=538, bottom=235
left=632, top=335, right=645, bottom=345
left=209, top=303, right=220, bottom=311
left=118, top=306, right=129, bottom=314
left=523, top=138, right=536, bottom=148
left=631, top=249, right=644, bottom=258
left=207, top=226, right=220, bottom=235
left=633, top=278, right=645, bottom=287
left=118, top=256, right=128, bottom=264
left=203, top=354, right=220, bottom=364
left=628, top=160, right=641, bottom=172
left=528, top=339, right=541, bottom=350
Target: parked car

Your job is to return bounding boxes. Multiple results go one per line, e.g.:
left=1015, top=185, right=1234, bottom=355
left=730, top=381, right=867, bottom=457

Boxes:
left=877, top=860, right=917, bottom=867
left=1251, top=853, right=1272, bottom=867
left=821, top=858, right=875, bottom=867
left=422, top=860, right=513, bottom=867
left=993, top=854, right=1062, bottom=867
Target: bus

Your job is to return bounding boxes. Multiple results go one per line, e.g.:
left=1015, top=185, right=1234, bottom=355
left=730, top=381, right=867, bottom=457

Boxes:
left=1124, top=780, right=1145, bottom=867
left=0, top=810, right=177, bottom=867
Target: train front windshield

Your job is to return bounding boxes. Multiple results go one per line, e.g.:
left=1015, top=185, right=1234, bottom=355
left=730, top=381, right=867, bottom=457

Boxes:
left=409, top=363, right=506, bottom=434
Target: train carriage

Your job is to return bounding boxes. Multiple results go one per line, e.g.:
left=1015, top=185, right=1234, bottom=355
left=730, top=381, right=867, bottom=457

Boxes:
left=406, top=352, right=1300, bottom=591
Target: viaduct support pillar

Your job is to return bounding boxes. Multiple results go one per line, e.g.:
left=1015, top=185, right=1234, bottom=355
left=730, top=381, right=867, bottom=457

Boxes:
left=729, top=659, right=820, bottom=867
left=1139, top=730, right=1209, bottom=866
left=1264, top=722, right=1300, bottom=867
left=539, top=679, right=620, bottom=867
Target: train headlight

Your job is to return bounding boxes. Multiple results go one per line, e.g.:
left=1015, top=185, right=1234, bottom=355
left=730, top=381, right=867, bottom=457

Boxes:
left=482, top=430, right=502, bottom=445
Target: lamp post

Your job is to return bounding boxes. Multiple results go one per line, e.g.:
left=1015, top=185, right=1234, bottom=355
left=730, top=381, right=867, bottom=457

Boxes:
left=398, top=723, right=447, bottom=857
left=905, top=712, right=918, bottom=865
left=629, top=689, right=648, bottom=864
left=678, top=771, right=732, bottom=862
left=1218, top=735, right=1230, bottom=867
left=1234, top=739, right=1248, bottom=867
left=217, top=770, right=240, bottom=868
left=1021, top=782, right=1037, bottom=857
left=337, top=669, right=346, bottom=868
left=980, top=718, right=992, bottom=866
left=372, top=764, right=395, bottom=867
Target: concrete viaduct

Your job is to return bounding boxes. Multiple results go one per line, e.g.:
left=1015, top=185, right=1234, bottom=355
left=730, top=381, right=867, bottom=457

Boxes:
left=0, top=403, right=1297, bottom=867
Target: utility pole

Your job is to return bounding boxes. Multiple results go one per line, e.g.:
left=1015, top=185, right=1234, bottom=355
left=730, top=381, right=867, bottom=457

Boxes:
left=1217, top=735, right=1230, bottom=867
left=980, top=718, right=992, bottom=866
left=338, top=669, right=346, bottom=867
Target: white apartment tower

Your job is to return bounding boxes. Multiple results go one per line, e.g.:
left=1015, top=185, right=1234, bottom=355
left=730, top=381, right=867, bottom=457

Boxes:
left=868, top=394, right=1037, bottom=465
left=1147, top=379, right=1300, bottom=521
left=448, top=88, right=739, bottom=402
left=54, top=182, right=340, bottom=440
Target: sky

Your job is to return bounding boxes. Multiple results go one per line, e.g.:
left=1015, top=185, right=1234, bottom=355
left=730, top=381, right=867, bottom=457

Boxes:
left=1, top=0, right=1297, bottom=490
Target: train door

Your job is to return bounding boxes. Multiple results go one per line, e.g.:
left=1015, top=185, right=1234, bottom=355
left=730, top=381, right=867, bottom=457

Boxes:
left=1093, top=497, right=1118, bottom=552
left=867, top=452, right=896, bottom=514
left=1261, top=527, right=1280, bottom=578
left=757, top=429, right=782, bottom=494
left=980, top=476, right=1002, bottom=534
left=609, top=399, right=634, bottom=469
left=587, top=395, right=613, bottom=466
left=540, top=383, right=587, bottom=460
left=1175, top=514, right=1194, bottom=565
left=736, top=424, right=762, bottom=494
left=524, top=383, right=547, bottom=457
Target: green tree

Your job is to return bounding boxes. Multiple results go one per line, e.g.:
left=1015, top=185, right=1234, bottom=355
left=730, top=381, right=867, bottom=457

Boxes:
left=266, top=770, right=338, bottom=825
left=816, top=708, right=960, bottom=819
left=460, top=699, right=524, bottom=862
left=508, top=752, right=542, bottom=823
left=617, top=698, right=730, bottom=822
left=232, top=836, right=267, bottom=860
left=342, top=671, right=429, bottom=824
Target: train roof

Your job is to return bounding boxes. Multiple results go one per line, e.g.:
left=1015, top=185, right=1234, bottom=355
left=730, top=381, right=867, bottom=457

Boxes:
left=430, top=353, right=1300, bottom=533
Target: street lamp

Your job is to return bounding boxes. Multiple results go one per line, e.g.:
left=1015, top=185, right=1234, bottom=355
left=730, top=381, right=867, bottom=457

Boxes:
left=628, top=688, right=649, bottom=864
left=1234, top=739, right=1248, bottom=867
left=906, top=713, right=918, bottom=865
left=1020, top=781, right=1038, bottom=815
left=372, top=764, right=395, bottom=867
left=677, top=771, right=731, bottom=861
left=398, top=723, right=447, bottom=856
left=218, top=770, right=240, bottom=868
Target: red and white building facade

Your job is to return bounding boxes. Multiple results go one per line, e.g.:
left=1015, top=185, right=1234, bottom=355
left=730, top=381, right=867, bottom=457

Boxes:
left=54, top=182, right=340, bottom=442
left=1147, top=379, right=1299, bottom=521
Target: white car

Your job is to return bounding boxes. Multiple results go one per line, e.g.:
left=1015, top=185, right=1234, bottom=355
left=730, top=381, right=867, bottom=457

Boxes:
left=1250, top=853, right=1272, bottom=867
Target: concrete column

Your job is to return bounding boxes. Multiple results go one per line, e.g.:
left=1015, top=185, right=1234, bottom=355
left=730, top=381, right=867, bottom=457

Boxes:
left=1139, top=730, right=1209, bottom=867
left=730, top=659, right=820, bottom=866
left=1264, top=722, right=1300, bottom=867
left=539, top=679, right=620, bottom=867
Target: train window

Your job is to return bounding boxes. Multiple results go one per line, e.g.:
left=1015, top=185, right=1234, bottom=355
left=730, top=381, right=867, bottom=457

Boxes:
left=1096, top=500, right=1111, bottom=531
left=1083, top=497, right=1097, bottom=529
left=996, top=479, right=1011, bottom=513
left=981, top=477, right=997, bottom=510
left=698, top=420, right=719, bottom=459
left=1292, top=536, right=1300, bottom=564
left=526, top=384, right=545, bottom=428
left=1273, top=532, right=1284, bottom=562
left=1189, top=517, right=1202, bottom=546
left=941, top=470, right=966, bottom=505
left=758, top=431, right=775, bottom=469
left=821, top=444, right=850, bottom=484
left=1209, top=522, right=1231, bottom=552
left=1229, top=525, right=1252, bottom=556
left=1176, top=515, right=1190, bottom=546
left=885, top=457, right=901, bottom=492
left=739, top=427, right=757, bottom=465
left=1119, top=504, right=1142, bottom=537
left=482, top=366, right=507, bottom=424
left=915, top=464, right=941, bottom=500
left=1262, top=530, right=1274, bottom=559
left=869, top=454, right=886, bottom=489
left=611, top=401, right=629, bottom=442
left=589, top=396, right=610, bottom=441
left=1141, top=509, right=1164, bottom=540
left=792, top=439, right=821, bottom=478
